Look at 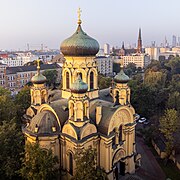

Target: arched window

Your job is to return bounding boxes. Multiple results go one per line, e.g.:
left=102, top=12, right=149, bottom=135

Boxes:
left=66, top=72, right=70, bottom=89
left=69, top=153, right=73, bottom=175
left=90, top=71, right=94, bottom=89
left=112, top=128, right=116, bottom=148
left=78, top=72, right=82, bottom=80
left=119, top=125, right=123, bottom=142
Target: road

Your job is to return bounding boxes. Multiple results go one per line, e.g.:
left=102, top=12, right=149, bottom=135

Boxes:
left=135, top=136, right=166, bottom=180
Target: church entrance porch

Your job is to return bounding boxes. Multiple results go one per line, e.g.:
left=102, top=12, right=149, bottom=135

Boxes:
left=114, top=161, right=125, bottom=179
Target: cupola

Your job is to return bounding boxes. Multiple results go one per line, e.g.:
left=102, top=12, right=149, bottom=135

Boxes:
left=60, top=8, right=99, bottom=57
left=31, top=60, right=46, bottom=84
left=114, top=65, right=130, bottom=84
left=70, top=75, right=88, bottom=94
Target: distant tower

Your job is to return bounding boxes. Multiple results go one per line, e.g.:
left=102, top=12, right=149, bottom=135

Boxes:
left=137, top=28, right=142, bottom=53
left=178, top=37, right=180, bottom=46
left=172, top=35, right=177, bottom=47
left=119, top=42, right=125, bottom=56
left=104, top=43, right=110, bottom=55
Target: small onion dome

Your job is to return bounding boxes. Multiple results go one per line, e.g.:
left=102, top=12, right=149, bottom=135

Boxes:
left=114, top=68, right=130, bottom=84
left=71, top=75, right=88, bottom=94
left=31, top=60, right=47, bottom=84
left=60, top=24, right=99, bottom=57
left=31, top=73, right=47, bottom=84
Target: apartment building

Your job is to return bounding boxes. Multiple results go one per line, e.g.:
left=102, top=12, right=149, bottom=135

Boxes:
left=95, top=56, right=113, bottom=76
left=5, top=63, right=61, bottom=94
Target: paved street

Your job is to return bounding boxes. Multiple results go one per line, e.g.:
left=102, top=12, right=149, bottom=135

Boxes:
left=135, top=136, right=166, bottom=180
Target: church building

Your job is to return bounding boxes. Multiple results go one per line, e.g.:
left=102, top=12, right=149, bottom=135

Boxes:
left=23, top=10, right=139, bottom=180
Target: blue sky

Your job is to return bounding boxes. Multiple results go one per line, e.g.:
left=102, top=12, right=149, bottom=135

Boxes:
left=0, top=0, right=179, bottom=50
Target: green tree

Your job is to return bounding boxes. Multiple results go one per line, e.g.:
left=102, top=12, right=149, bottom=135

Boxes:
left=0, top=87, right=17, bottom=122
left=42, top=69, right=58, bottom=87
left=159, top=109, right=178, bottom=157
left=0, top=119, right=24, bottom=179
left=19, top=143, right=58, bottom=180
left=15, top=86, right=31, bottom=119
left=73, top=147, right=108, bottom=180
left=166, top=57, right=180, bottom=74
left=24, top=60, right=44, bottom=66
left=98, top=74, right=112, bottom=90
left=144, top=70, right=167, bottom=88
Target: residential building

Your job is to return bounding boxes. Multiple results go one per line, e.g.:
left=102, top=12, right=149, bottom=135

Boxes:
left=0, top=63, right=7, bottom=87
left=95, top=56, right=113, bottom=76
left=0, top=52, right=37, bottom=67
left=122, top=54, right=150, bottom=68
left=5, top=63, right=61, bottom=94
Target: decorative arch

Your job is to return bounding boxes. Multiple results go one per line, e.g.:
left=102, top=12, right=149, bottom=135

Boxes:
left=62, top=124, right=78, bottom=140
left=66, top=149, right=75, bottom=176
left=80, top=124, right=97, bottom=139
left=62, top=68, right=72, bottom=89
left=112, top=148, right=126, bottom=166
left=87, top=68, right=98, bottom=90
left=108, top=107, right=134, bottom=135
left=72, top=69, right=86, bottom=82
left=38, top=104, right=61, bottom=128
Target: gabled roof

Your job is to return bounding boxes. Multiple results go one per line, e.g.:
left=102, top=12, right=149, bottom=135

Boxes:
left=6, top=63, right=61, bottom=75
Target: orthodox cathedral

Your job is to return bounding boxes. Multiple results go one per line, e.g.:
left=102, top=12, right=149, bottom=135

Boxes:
left=23, top=9, right=139, bottom=180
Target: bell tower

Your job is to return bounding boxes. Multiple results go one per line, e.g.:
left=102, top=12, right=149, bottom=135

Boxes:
left=137, top=28, right=142, bottom=53
left=110, top=64, right=130, bottom=105
left=60, top=8, right=99, bottom=100
left=30, top=60, right=47, bottom=106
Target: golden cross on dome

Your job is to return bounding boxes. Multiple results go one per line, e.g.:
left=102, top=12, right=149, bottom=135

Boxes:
left=36, top=59, right=40, bottom=74
left=77, top=8, right=82, bottom=25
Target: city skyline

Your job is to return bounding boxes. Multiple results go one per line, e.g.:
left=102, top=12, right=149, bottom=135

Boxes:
left=0, top=0, right=180, bottom=50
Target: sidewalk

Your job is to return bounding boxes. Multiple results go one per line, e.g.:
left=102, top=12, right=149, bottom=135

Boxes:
left=136, top=136, right=166, bottom=180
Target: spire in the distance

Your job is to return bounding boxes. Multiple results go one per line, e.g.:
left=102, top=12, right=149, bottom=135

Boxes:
left=137, top=28, right=142, bottom=53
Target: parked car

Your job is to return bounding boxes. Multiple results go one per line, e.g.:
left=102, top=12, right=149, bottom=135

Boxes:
left=134, top=113, right=140, bottom=122
left=138, top=117, right=146, bottom=123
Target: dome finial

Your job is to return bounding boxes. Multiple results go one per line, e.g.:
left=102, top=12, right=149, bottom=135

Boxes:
left=77, top=7, right=82, bottom=25
left=120, top=62, right=123, bottom=69
left=36, top=59, right=40, bottom=75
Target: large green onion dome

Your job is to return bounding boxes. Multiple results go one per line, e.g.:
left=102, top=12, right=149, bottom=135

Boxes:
left=71, top=75, right=88, bottom=94
left=114, top=65, right=130, bottom=84
left=60, top=14, right=99, bottom=57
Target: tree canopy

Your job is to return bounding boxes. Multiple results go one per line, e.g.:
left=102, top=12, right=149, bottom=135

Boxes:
left=159, top=109, right=178, bottom=157
left=42, top=69, right=58, bottom=87
left=73, top=146, right=108, bottom=180
left=19, top=143, right=58, bottom=180
left=0, top=119, right=24, bottom=179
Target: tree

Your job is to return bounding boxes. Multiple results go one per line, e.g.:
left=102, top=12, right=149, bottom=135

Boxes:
left=98, top=74, right=112, bottom=90
left=19, top=143, right=59, bottom=180
left=15, top=86, right=31, bottom=119
left=0, top=87, right=17, bottom=123
left=42, top=69, right=58, bottom=87
left=24, top=60, right=44, bottom=66
left=159, top=109, right=178, bottom=157
left=166, top=57, right=180, bottom=74
left=0, top=119, right=24, bottom=179
left=126, top=63, right=136, bottom=72
left=73, top=146, right=108, bottom=180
